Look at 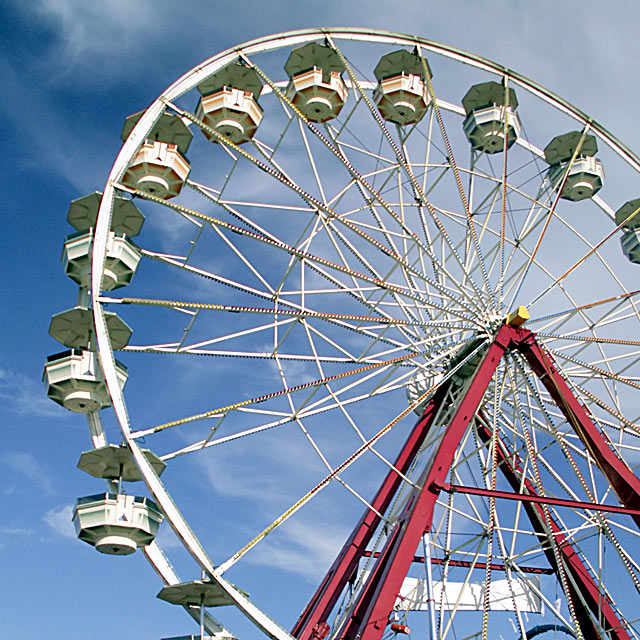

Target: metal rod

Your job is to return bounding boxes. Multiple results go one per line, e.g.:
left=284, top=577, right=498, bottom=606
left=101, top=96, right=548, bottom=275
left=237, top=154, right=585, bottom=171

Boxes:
left=439, top=483, right=640, bottom=517
left=476, top=420, right=630, bottom=639
left=341, top=326, right=515, bottom=640
left=361, top=551, right=553, bottom=575
left=422, top=534, right=438, bottom=640
left=519, top=334, right=640, bottom=529
left=200, top=592, right=205, bottom=640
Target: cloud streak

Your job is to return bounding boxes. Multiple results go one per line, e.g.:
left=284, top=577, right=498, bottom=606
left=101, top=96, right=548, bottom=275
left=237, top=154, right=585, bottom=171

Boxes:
left=43, top=504, right=76, bottom=539
left=2, top=452, right=55, bottom=494
left=14, top=0, right=169, bottom=86
left=0, top=367, right=67, bottom=419
left=245, top=517, right=349, bottom=582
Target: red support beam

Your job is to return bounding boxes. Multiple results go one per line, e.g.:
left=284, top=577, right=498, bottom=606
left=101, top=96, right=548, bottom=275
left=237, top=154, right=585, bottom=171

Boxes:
left=297, top=323, right=639, bottom=640
left=439, top=482, right=640, bottom=517
left=291, top=382, right=450, bottom=640
left=517, top=335, right=640, bottom=530
left=338, top=325, right=521, bottom=640
left=362, top=550, right=554, bottom=575
left=476, top=420, right=631, bottom=640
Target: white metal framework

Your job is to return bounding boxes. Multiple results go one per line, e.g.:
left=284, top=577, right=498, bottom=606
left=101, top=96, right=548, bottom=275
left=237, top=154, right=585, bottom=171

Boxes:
left=76, top=29, right=640, bottom=640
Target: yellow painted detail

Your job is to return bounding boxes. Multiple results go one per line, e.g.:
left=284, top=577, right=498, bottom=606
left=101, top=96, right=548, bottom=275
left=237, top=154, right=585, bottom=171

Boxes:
left=506, top=306, right=530, bottom=327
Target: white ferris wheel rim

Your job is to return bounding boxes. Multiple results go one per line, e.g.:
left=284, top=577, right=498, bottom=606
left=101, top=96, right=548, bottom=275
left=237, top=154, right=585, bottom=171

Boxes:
left=86, top=28, right=640, bottom=640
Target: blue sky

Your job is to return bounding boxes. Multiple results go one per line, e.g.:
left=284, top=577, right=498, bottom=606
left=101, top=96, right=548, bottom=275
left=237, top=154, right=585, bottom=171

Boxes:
left=3, top=2, right=640, bottom=639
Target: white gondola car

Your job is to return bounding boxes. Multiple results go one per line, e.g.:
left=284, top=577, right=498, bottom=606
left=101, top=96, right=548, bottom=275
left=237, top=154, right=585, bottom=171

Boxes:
left=63, top=230, right=141, bottom=291
left=286, top=67, right=348, bottom=122
left=373, top=49, right=432, bottom=126
left=462, top=81, right=521, bottom=154
left=616, top=199, right=640, bottom=265
left=157, top=580, right=248, bottom=607
left=195, top=62, right=264, bottom=144
left=121, top=140, right=191, bottom=199
left=544, top=131, right=604, bottom=201
left=621, top=228, right=640, bottom=264
left=67, top=191, right=145, bottom=237
left=73, top=493, right=163, bottom=555
left=78, top=444, right=166, bottom=482
left=43, top=349, right=128, bottom=412
left=196, top=88, right=263, bottom=144
left=284, top=42, right=348, bottom=122
left=547, top=155, right=604, bottom=202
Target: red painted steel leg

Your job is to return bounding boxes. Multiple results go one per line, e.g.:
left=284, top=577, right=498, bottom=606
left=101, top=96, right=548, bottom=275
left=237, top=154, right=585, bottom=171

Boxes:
left=476, top=420, right=631, bottom=639
left=292, top=383, right=451, bottom=639
left=339, top=326, right=519, bottom=640
left=297, top=323, right=639, bottom=640
left=517, top=335, right=640, bottom=528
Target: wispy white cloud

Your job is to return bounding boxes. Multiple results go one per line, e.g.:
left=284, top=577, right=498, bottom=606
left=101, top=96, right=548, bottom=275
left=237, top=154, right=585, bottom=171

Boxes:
left=197, top=437, right=313, bottom=505
left=0, top=56, right=119, bottom=194
left=0, top=526, right=34, bottom=536
left=154, top=522, right=183, bottom=550
left=1, top=452, right=55, bottom=494
left=0, top=526, right=34, bottom=551
left=16, top=0, right=167, bottom=86
left=246, top=517, right=349, bottom=582
left=43, top=503, right=76, bottom=539
left=0, top=367, right=66, bottom=419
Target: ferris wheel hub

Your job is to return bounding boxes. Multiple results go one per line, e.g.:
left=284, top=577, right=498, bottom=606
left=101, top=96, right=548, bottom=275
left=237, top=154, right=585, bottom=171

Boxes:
left=506, top=306, right=530, bottom=328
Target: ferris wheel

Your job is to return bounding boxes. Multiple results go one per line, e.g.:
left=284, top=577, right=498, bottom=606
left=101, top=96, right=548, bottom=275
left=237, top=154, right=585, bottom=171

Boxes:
left=44, top=28, right=640, bottom=640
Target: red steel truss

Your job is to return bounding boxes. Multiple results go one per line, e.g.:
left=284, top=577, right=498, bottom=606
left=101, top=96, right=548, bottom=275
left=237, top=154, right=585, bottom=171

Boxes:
left=292, top=324, right=640, bottom=640
left=291, top=383, right=451, bottom=640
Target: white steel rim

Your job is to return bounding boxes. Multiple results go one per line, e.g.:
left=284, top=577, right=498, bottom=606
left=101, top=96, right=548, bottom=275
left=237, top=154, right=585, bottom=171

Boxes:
left=89, top=28, right=640, bottom=640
